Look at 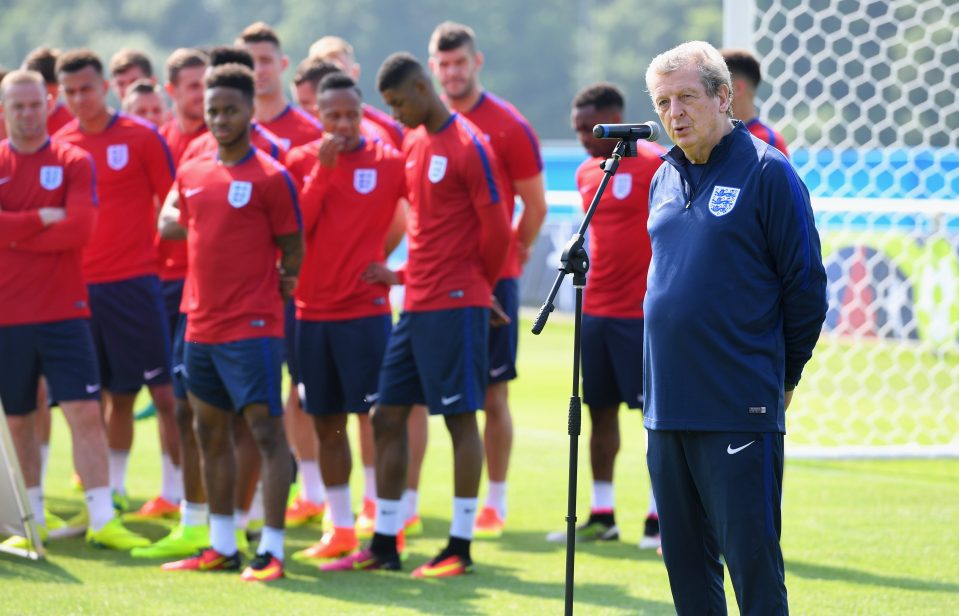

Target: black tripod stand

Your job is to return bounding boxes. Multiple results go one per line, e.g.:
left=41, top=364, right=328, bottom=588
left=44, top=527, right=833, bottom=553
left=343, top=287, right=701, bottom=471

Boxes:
left=531, top=136, right=642, bottom=616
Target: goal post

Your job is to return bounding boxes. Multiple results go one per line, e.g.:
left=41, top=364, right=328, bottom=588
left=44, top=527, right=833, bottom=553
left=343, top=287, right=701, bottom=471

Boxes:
left=723, top=0, right=959, bottom=458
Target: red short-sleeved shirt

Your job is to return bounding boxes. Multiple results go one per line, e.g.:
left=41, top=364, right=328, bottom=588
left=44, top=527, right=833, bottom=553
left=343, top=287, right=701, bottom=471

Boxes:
left=402, top=114, right=505, bottom=312
left=176, top=149, right=301, bottom=343
left=0, top=138, right=97, bottom=325
left=295, top=137, right=406, bottom=321
left=55, top=112, right=175, bottom=283
left=462, top=92, right=543, bottom=280
left=575, top=142, right=664, bottom=318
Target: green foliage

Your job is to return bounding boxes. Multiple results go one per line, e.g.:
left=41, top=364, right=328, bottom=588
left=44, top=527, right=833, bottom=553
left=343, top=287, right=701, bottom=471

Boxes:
left=0, top=0, right=722, bottom=138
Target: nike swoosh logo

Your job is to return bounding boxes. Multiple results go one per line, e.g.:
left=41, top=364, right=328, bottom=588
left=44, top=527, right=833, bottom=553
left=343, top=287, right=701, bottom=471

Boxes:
left=441, top=394, right=462, bottom=406
left=405, top=161, right=415, bottom=169
left=85, top=384, right=101, bottom=394
left=364, top=393, right=380, bottom=403
left=143, top=367, right=165, bottom=380
left=489, top=364, right=509, bottom=378
left=727, top=441, right=756, bottom=455
left=0, top=177, right=10, bottom=185
left=184, top=187, right=204, bottom=198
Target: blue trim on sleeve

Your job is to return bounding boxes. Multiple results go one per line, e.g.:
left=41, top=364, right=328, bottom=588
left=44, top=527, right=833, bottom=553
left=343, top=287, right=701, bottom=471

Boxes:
left=486, top=92, right=543, bottom=171
left=85, top=152, right=100, bottom=207
left=251, top=124, right=282, bottom=160
left=455, top=116, right=500, bottom=205
left=291, top=105, right=324, bottom=130
left=783, top=161, right=812, bottom=290
left=747, top=117, right=778, bottom=151
left=278, top=166, right=303, bottom=230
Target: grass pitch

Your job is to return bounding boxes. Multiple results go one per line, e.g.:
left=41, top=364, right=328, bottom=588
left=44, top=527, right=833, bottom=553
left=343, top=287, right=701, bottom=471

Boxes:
left=2, top=316, right=957, bottom=614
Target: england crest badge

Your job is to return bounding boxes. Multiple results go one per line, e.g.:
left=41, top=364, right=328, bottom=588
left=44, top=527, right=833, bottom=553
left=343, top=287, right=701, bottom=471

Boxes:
left=428, top=155, right=448, bottom=183
left=39, top=166, right=63, bottom=190
left=612, top=173, right=632, bottom=199
left=227, top=181, right=253, bottom=208
left=707, top=185, right=741, bottom=217
left=354, top=169, right=377, bottom=194
left=106, top=144, right=129, bottom=170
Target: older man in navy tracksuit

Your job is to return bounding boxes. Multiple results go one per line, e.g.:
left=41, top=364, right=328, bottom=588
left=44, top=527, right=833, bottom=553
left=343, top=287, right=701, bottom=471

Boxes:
left=642, top=41, right=827, bottom=615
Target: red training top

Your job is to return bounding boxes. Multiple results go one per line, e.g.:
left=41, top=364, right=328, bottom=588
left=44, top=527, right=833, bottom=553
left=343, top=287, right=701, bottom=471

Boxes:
left=296, top=137, right=405, bottom=321
left=260, top=104, right=324, bottom=150
left=462, top=92, right=543, bottom=280
left=401, top=113, right=510, bottom=312
left=47, top=103, right=74, bottom=135
left=157, top=118, right=209, bottom=282
left=181, top=122, right=288, bottom=166
left=55, top=112, right=175, bottom=283
left=0, top=138, right=97, bottom=325
left=575, top=141, right=664, bottom=318
left=176, top=148, right=301, bottom=343
left=362, top=103, right=405, bottom=149
left=746, top=117, right=790, bottom=158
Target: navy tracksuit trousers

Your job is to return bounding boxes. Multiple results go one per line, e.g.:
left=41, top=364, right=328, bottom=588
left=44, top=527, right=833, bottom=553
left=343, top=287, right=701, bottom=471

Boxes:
left=647, top=430, right=788, bottom=615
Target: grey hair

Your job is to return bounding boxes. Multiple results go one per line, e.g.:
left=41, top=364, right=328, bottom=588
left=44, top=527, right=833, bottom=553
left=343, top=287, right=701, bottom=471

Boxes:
left=645, top=41, right=733, bottom=118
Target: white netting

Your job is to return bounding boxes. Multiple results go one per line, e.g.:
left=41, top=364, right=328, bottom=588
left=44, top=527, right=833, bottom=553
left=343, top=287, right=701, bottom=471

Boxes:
left=727, top=0, right=959, bottom=456
left=793, top=199, right=959, bottom=457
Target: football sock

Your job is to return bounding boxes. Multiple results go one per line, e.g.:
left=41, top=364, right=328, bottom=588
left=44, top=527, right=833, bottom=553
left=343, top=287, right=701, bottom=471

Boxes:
left=257, top=526, right=284, bottom=561
left=108, top=449, right=129, bottom=495
left=300, top=459, right=326, bottom=505
left=450, top=497, right=478, bottom=541
left=363, top=466, right=377, bottom=501
left=160, top=454, right=183, bottom=503
left=326, top=484, right=354, bottom=528
left=485, top=480, right=507, bottom=519
left=402, top=489, right=419, bottom=522
left=28, top=486, right=45, bottom=527
left=85, top=487, right=114, bottom=532
left=209, top=513, right=237, bottom=555
left=591, top=480, right=615, bottom=513
left=181, top=501, right=207, bottom=527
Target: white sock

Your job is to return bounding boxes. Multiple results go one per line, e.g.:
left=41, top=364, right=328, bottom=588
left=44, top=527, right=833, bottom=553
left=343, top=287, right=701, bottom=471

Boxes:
left=648, top=487, right=658, bottom=517
left=300, top=459, right=326, bottom=505
left=108, top=449, right=129, bottom=495
left=85, top=487, right=114, bottom=532
left=363, top=466, right=377, bottom=501
left=209, top=513, right=237, bottom=555
left=485, top=480, right=507, bottom=519
left=402, top=489, right=419, bottom=522
left=160, top=454, right=183, bottom=503
left=248, top=483, right=264, bottom=522
left=326, top=484, right=354, bottom=529
left=234, top=509, right=249, bottom=530
left=591, top=481, right=615, bottom=512
left=181, top=501, right=207, bottom=527
left=39, top=444, right=50, bottom=492
left=28, top=486, right=45, bottom=528
left=257, top=526, right=285, bottom=560
left=450, top=497, right=478, bottom=540
left=373, top=498, right=403, bottom=536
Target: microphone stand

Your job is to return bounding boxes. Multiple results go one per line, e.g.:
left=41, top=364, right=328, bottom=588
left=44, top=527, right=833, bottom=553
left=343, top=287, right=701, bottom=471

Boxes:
left=532, top=137, right=637, bottom=616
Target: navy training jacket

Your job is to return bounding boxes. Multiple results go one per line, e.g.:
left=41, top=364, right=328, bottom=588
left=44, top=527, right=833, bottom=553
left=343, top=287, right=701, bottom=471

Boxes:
left=643, top=120, right=827, bottom=433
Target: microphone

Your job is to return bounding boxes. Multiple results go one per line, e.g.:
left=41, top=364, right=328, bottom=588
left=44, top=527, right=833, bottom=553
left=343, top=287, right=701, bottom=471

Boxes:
left=592, top=122, right=660, bottom=142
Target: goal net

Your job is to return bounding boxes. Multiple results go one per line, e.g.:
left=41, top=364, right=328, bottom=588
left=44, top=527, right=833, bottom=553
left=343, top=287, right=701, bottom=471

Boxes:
left=724, top=0, right=959, bottom=457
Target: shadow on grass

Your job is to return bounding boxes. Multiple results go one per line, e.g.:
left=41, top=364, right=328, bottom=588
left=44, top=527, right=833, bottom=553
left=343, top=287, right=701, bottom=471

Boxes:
left=0, top=552, right=82, bottom=584
left=787, top=559, right=959, bottom=593
left=271, top=558, right=671, bottom=615
left=493, top=529, right=664, bottom=564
